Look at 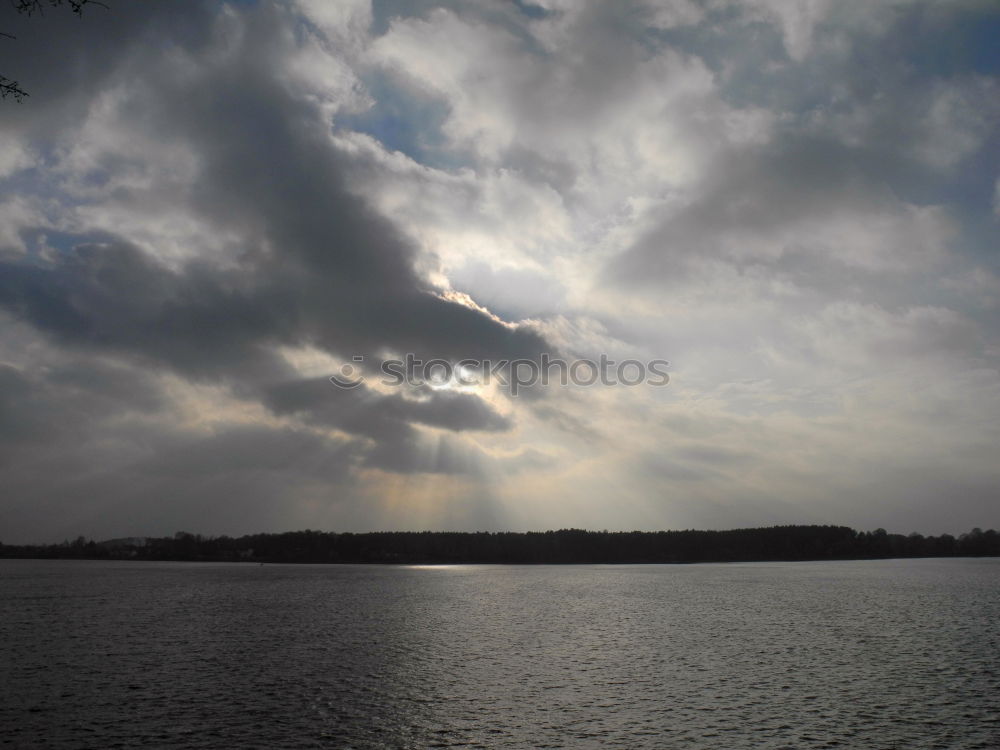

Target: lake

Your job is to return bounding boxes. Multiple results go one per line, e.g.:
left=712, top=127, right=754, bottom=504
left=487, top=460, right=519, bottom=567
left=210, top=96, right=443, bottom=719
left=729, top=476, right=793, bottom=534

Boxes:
left=1, top=558, right=997, bottom=749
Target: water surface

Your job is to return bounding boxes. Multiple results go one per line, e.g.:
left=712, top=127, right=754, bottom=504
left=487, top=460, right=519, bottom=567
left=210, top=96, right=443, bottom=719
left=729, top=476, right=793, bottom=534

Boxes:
left=1, top=558, right=998, bottom=748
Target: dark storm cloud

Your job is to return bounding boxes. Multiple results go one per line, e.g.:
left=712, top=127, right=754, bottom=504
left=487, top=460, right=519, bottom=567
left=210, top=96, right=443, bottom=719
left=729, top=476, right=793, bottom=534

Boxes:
left=263, top=377, right=511, bottom=436
left=0, top=359, right=164, bottom=448
left=139, top=424, right=359, bottom=481
left=0, top=226, right=531, bottom=472
left=0, top=1, right=553, bottom=540
left=0, top=1, right=544, bottom=444
left=0, top=2, right=216, bottom=125
left=0, top=239, right=294, bottom=381
left=261, top=376, right=509, bottom=477
left=1, top=2, right=548, bottom=366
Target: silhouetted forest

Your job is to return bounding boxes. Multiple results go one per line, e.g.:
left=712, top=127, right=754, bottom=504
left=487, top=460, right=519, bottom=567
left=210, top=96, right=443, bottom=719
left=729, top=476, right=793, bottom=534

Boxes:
left=1, top=525, right=998, bottom=564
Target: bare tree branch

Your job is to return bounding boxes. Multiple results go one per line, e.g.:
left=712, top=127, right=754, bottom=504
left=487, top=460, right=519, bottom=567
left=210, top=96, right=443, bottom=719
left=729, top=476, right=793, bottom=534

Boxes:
left=3, top=0, right=109, bottom=102
left=0, top=75, right=28, bottom=101
left=11, top=0, right=108, bottom=18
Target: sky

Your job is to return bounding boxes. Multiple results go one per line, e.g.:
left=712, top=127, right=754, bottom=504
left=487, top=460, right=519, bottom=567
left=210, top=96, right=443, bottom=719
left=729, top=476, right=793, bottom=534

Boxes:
left=0, top=0, right=998, bottom=543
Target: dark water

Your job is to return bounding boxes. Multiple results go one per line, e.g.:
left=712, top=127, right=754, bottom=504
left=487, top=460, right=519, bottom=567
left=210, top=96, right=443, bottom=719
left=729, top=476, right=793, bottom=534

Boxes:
left=1, top=559, right=998, bottom=749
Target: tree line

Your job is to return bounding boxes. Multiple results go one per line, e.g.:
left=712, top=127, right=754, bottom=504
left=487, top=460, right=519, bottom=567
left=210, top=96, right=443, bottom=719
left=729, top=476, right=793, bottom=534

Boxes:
left=1, top=525, right=998, bottom=564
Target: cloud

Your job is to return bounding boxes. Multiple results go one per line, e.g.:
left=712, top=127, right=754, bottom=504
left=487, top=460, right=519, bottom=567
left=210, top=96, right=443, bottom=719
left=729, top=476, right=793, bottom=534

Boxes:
left=0, top=0, right=998, bottom=541
left=262, top=376, right=511, bottom=437
left=0, top=1, right=549, bottom=538
left=613, top=136, right=957, bottom=284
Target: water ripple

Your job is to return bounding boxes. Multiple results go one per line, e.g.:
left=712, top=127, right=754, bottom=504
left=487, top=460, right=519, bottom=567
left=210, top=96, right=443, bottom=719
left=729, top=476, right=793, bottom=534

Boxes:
left=1, top=558, right=998, bottom=749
